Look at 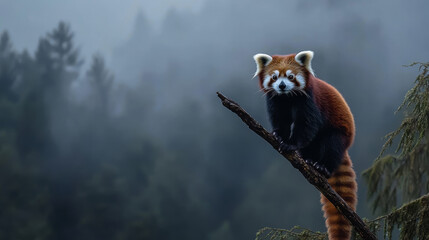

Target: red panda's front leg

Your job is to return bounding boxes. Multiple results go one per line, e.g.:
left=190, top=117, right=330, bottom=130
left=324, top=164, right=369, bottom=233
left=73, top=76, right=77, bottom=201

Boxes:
left=273, top=130, right=299, bottom=152
left=274, top=128, right=330, bottom=178
left=276, top=107, right=321, bottom=147
left=273, top=109, right=330, bottom=177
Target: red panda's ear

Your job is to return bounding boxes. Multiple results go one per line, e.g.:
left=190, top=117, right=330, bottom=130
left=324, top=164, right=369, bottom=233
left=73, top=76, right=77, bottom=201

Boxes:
left=295, top=51, right=315, bottom=76
left=253, top=53, right=272, bottom=78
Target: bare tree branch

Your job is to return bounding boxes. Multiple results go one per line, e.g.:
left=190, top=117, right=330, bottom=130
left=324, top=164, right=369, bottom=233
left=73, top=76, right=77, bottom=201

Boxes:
left=216, top=92, right=376, bottom=240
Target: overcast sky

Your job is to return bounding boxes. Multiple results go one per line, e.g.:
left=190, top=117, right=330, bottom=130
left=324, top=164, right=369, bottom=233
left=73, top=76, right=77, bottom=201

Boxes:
left=0, top=0, right=205, bottom=59
left=2, top=0, right=428, bottom=67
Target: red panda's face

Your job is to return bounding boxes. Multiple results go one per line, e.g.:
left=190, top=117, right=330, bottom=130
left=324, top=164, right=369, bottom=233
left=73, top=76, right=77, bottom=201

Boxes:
left=253, top=51, right=314, bottom=95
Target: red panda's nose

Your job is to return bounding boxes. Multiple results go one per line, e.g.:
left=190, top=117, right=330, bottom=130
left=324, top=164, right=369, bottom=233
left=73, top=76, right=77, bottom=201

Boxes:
left=279, top=81, right=286, bottom=90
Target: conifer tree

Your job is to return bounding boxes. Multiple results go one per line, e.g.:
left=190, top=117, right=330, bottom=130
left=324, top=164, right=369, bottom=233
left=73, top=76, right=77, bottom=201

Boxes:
left=87, top=54, right=113, bottom=115
left=362, top=62, right=429, bottom=214
left=0, top=30, right=51, bottom=240
left=0, top=31, right=18, bottom=102
left=34, top=22, right=83, bottom=240
left=35, top=21, right=82, bottom=95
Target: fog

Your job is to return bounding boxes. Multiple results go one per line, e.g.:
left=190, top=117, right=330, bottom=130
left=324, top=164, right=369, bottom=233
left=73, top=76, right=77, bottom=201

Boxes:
left=1, top=0, right=428, bottom=239
left=0, top=0, right=205, bottom=59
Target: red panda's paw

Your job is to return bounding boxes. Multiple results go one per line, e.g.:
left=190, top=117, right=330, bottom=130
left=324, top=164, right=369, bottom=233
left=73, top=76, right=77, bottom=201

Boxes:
left=272, top=130, right=283, bottom=143
left=278, top=142, right=298, bottom=153
left=305, top=159, right=331, bottom=178
left=273, top=131, right=299, bottom=154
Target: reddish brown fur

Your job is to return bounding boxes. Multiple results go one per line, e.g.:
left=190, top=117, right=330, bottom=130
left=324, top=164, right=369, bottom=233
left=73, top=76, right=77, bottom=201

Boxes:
left=321, top=153, right=357, bottom=240
left=308, top=74, right=355, bottom=146
left=258, top=53, right=357, bottom=240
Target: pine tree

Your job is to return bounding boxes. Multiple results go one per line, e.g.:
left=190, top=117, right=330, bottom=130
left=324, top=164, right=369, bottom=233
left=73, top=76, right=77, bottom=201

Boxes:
left=87, top=54, right=113, bottom=116
left=34, top=22, right=83, bottom=240
left=0, top=31, right=52, bottom=240
left=362, top=62, right=429, bottom=214
left=0, top=31, right=18, bottom=102
left=35, top=21, right=82, bottom=95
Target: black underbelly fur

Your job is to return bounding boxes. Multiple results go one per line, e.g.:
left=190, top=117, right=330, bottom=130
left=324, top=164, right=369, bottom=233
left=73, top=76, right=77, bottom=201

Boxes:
left=266, top=92, right=347, bottom=177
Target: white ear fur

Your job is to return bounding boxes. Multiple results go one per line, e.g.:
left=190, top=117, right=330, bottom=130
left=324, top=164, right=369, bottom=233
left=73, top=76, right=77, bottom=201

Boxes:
left=295, top=50, right=314, bottom=76
left=253, top=53, right=272, bottom=78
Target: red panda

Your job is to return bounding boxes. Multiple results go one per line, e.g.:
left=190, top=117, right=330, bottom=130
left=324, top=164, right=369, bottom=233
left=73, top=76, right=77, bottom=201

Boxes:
left=253, top=51, right=357, bottom=240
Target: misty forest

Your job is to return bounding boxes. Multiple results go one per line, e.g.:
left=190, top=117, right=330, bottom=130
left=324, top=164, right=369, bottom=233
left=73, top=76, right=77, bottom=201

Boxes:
left=1, top=0, right=429, bottom=239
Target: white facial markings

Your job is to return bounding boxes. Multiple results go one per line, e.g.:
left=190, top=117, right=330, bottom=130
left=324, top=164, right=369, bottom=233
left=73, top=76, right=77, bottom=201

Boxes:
left=263, top=75, right=271, bottom=89
left=263, top=70, right=280, bottom=90
left=273, top=70, right=279, bottom=77
left=296, top=74, right=306, bottom=89
left=272, top=77, right=295, bottom=93
left=265, top=69, right=306, bottom=94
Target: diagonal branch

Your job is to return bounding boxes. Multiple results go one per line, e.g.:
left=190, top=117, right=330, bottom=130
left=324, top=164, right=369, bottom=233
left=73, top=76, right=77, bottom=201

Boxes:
left=216, top=92, right=376, bottom=240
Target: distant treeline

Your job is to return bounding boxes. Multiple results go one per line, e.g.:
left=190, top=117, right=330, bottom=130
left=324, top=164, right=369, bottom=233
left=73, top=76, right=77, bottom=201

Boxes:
left=0, top=22, right=302, bottom=240
left=0, top=22, right=170, bottom=239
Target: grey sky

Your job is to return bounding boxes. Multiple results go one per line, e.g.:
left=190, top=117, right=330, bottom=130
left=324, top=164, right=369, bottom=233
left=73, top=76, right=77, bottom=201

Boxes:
left=0, top=0, right=205, bottom=58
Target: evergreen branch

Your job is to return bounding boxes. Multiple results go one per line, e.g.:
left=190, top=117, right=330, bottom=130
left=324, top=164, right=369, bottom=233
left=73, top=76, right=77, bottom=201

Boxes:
left=256, top=194, right=429, bottom=240
left=256, top=226, right=327, bottom=240
left=367, top=193, right=429, bottom=240
left=216, top=92, right=376, bottom=240
left=378, top=62, right=429, bottom=159
left=366, top=62, right=429, bottom=215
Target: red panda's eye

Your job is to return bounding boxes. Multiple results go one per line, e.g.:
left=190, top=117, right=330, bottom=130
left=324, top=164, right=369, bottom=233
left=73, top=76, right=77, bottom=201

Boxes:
left=272, top=75, right=278, bottom=80
left=287, top=75, right=294, bottom=80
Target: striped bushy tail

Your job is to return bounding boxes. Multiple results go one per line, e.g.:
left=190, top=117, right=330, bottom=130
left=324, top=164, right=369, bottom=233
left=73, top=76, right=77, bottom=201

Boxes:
left=320, top=152, right=357, bottom=240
